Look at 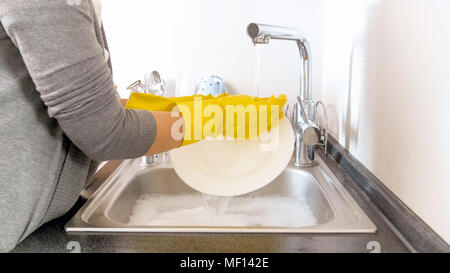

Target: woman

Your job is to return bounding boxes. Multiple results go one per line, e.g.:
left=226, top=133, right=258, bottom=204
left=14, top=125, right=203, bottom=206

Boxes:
left=0, top=0, right=182, bottom=252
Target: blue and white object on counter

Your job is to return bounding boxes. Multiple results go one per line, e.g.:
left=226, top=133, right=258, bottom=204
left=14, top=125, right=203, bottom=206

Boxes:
left=196, top=75, right=228, bottom=96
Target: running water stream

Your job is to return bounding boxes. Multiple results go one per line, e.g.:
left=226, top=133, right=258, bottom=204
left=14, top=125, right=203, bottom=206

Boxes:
left=202, top=194, right=230, bottom=217
left=254, top=44, right=262, bottom=97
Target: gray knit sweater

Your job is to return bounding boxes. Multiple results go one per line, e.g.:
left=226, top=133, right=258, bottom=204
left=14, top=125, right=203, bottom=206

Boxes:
left=0, top=0, right=157, bottom=252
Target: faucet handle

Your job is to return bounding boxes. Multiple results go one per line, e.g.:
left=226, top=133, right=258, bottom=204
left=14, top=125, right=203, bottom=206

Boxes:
left=293, top=97, right=320, bottom=146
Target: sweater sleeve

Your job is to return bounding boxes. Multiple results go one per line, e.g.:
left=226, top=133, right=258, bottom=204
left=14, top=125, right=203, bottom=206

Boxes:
left=0, top=0, right=156, bottom=160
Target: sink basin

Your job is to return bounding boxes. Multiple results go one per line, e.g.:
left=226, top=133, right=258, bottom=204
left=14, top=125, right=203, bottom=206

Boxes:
left=66, top=156, right=376, bottom=233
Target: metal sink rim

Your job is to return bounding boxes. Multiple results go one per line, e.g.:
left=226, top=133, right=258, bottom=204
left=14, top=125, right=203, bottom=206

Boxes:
left=65, top=156, right=377, bottom=234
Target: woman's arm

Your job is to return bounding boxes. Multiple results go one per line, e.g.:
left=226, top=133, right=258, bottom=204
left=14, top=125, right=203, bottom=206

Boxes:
left=119, top=99, right=184, bottom=155
left=0, top=1, right=170, bottom=160
left=147, top=111, right=184, bottom=155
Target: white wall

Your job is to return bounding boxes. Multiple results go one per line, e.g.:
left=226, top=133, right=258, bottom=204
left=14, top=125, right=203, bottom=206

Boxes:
left=102, top=0, right=325, bottom=103
left=321, top=0, right=450, bottom=243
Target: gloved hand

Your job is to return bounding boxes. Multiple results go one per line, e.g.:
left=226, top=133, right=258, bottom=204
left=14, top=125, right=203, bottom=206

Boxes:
left=126, top=93, right=287, bottom=146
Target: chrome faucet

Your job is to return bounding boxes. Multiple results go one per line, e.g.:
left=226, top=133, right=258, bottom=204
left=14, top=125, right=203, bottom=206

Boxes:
left=247, top=23, right=323, bottom=167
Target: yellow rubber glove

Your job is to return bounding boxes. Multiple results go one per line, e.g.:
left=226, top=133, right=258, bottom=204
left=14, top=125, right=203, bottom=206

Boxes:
left=126, top=92, right=287, bottom=146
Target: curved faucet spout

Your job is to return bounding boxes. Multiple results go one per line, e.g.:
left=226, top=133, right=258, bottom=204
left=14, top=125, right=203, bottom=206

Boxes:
left=247, top=23, right=314, bottom=120
left=247, top=23, right=319, bottom=167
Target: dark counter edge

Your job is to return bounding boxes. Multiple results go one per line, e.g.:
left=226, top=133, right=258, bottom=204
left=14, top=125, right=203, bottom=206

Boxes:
left=322, top=135, right=450, bottom=253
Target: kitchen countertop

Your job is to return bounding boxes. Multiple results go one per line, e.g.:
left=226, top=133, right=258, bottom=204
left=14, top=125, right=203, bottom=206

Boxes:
left=12, top=151, right=411, bottom=253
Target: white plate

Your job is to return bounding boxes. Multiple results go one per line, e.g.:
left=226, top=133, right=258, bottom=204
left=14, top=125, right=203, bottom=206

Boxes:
left=170, top=117, right=295, bottom=196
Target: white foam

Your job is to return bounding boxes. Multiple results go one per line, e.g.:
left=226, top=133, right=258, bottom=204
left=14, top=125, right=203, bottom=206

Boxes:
left=127, top=194, right=317, bottom=228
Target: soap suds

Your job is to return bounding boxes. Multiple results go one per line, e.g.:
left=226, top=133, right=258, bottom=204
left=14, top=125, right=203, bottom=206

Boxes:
left=128, top=194, right=317, bottom=228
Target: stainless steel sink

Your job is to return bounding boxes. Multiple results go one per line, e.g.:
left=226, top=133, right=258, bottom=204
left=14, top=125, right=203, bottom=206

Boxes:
left=66, top=156, right=376, bottom=233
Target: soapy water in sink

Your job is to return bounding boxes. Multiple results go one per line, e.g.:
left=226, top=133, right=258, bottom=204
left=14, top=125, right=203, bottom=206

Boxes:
left=127, top=193, right=317, bottom=227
